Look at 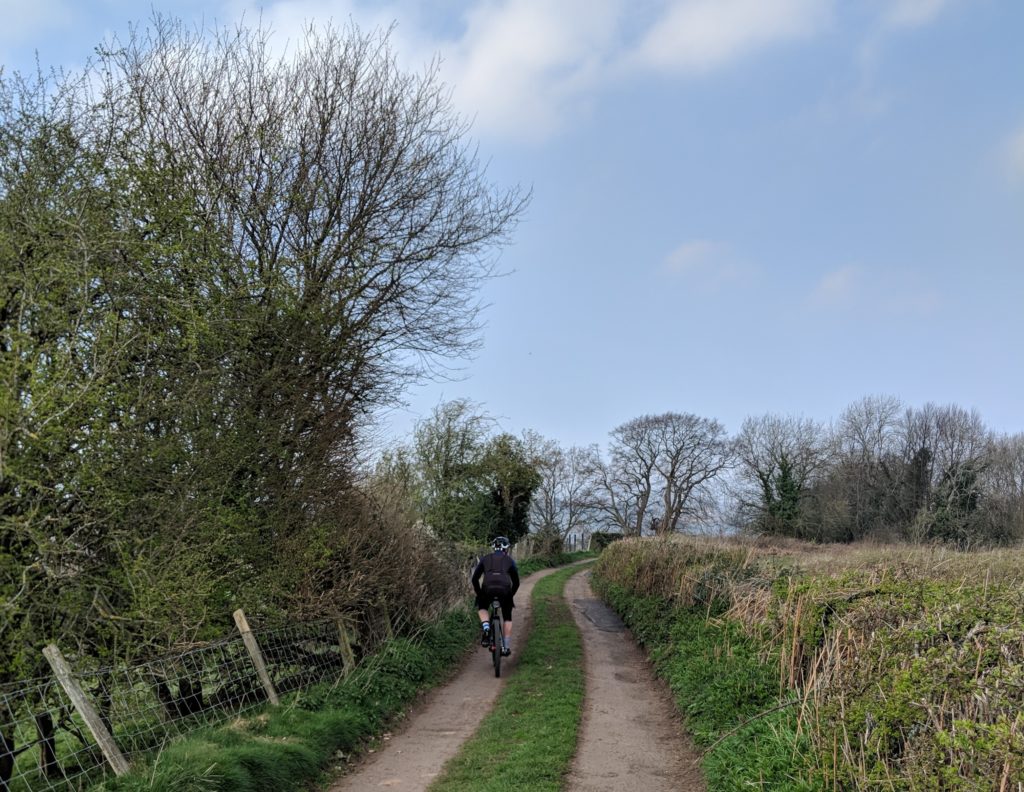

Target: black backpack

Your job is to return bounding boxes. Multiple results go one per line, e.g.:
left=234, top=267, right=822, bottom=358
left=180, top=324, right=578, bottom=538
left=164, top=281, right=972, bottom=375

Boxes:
left=481, top=553, right=512, bottom=593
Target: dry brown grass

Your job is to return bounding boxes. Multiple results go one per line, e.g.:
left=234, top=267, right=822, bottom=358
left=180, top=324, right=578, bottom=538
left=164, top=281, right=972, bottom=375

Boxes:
left=595, top=534, right=1024, bottom=789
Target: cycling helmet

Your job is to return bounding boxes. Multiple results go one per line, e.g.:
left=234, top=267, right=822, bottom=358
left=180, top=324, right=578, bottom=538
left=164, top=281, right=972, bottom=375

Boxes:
left=491, top=536, right=511, bottom=552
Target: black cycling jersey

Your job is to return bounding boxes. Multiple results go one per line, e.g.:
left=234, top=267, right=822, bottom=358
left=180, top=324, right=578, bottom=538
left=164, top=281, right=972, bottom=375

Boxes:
left=471, top=551, right=520, bottom=597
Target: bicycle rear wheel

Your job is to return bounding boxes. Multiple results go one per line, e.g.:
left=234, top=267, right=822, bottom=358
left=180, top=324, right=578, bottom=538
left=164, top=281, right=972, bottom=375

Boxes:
left=491, top=610, right=502, bottom=678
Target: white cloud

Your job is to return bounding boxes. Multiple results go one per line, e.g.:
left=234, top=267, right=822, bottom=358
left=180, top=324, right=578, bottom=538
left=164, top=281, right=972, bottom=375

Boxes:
left=1004, top=124, right=1024, bottom=184
left=663, top=239, right=753, bottom=291
left=222, top=0, right=388, bottom=55
left=810, top=265, right=941, bottom=315
left=214, top=0, right=834, bottom=143
left=220, top=0, right=625, bottom=141
left=881, top=0, right=953, bottom=30
left=635, top=0, right=831, bottom=74
left=843, top=0, right=956, bottom=130
left=439, top=0, right=624, bottom=142
left=810, top=265, right=860, bottom=306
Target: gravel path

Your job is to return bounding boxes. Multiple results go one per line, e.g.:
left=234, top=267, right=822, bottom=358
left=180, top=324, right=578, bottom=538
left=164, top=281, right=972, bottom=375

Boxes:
left=325, top=566, right=557, bottom=791
left=564, top=568, right=706, bottom=792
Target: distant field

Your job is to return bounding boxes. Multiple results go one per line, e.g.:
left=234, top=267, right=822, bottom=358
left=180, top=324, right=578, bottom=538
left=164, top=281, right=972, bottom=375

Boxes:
left=593, top=535, right=1024, bottom=790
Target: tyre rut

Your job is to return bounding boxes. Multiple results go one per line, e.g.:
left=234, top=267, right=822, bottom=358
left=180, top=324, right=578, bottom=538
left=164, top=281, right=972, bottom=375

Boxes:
left=564, top=568, right=706, bottom=792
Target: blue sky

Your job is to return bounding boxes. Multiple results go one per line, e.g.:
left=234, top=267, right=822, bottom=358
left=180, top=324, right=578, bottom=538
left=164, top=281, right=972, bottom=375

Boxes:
left=3, top=0, right=1022, bottom=450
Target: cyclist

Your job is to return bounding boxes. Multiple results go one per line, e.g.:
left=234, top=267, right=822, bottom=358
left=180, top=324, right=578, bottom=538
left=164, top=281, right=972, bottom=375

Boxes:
left=471, top=536, right=519, bottom=656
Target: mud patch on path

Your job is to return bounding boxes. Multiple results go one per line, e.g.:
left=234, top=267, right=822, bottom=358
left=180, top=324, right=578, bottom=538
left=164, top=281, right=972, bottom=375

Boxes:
left=573, top=598, right=627, bottom=632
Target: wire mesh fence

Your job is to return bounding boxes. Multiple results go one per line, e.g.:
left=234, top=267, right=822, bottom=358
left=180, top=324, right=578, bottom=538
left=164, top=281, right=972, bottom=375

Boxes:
left=260, top=620, right=348, bottom=696
left=0, top=606, right=409, bottom=791
left=0, top=675, right=103, bottom=791
left=74, top=635, right=269, bottom=765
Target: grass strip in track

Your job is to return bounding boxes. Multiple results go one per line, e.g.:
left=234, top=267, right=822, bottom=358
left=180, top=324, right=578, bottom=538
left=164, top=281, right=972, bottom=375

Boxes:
left=428, top=564, right=590, bottom=792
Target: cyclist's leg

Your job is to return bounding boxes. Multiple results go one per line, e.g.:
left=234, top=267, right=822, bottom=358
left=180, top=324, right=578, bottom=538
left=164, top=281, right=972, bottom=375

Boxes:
left=499, top=594, right=514, bottom=654
left=476, top=591, right=492, bottom=645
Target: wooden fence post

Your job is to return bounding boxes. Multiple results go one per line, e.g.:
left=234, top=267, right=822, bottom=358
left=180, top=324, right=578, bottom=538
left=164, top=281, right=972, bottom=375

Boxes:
left=42, top=645, right=130, bottom=777
left=35, top=712, right=58, bottom=778
left=232, top=610, right=280, bottom=706
left=336, top=620, right=356, bottom=675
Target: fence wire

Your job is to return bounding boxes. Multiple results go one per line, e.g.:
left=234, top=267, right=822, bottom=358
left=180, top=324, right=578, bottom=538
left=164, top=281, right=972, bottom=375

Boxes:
left=0, top=675, right=102, bottom=792
left=0, top=605, right=414, bottom=791
left=74, top=634, right=268, bottom=764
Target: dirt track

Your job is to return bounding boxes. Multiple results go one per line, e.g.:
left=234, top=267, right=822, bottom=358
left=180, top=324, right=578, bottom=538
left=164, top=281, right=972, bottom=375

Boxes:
left=326, top=565, right=704, bottom=791
left=564, top=569, right=705, bottom=791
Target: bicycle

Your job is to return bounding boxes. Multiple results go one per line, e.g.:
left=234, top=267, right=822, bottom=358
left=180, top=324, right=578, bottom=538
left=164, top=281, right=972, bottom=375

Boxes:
left=487, top=596, right=507, bottom=677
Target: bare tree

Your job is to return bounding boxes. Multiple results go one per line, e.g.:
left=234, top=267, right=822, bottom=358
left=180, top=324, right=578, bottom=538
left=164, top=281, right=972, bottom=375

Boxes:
left=591, top=413, right=731, bottom=536
left=827, top=395, right=906, bottom=539
left=592, top=418, right=658, bottom=536
left=522, top=431, right=595, bottom=548
left=897, top=403, right=988, bottom=495
left=652, top=413, right=732, bottom=534
left=979, top=433, right=1024, bottom=542
left=94, top=17, right=528, bottom=425
left=732, top=414, right=830, bottom=535
left=838, top=395, right=904, bottom=461
left=929, top=405, right=990, bottom=484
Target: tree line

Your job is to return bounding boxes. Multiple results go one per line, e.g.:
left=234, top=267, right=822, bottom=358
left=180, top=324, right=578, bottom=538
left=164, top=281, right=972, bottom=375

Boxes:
left=731, top=396, right=1024, bottom=546
left=444, top=396, right=1022, bottom=551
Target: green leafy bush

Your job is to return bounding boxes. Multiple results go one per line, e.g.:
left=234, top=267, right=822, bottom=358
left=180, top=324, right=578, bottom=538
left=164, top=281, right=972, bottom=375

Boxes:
left=589, top=531, right=623, bottom=551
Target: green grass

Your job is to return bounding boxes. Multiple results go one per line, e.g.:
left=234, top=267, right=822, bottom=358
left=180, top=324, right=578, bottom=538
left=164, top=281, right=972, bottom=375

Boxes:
left=428, top=564, right=589, bottom=792
left=515, top=549, right=596, bottom=577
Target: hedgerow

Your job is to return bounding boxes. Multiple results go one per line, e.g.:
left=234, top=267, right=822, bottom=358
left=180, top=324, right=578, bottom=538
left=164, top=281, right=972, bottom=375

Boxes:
left=592, top=536, right=1024, bottom=790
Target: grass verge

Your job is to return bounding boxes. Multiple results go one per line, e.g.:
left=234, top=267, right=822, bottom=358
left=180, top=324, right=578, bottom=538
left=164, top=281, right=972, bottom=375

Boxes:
left=515, top=549, right=596, bottom=577
left=593, top=536, right=1024, bottom=790
left=428, top=564, right=589, bottom=792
